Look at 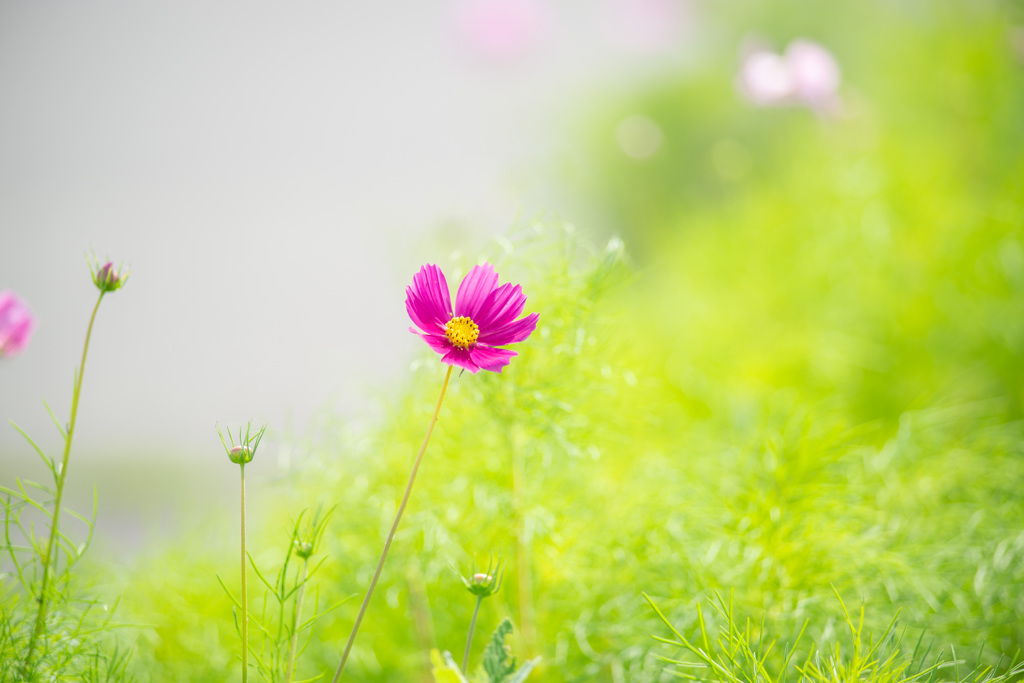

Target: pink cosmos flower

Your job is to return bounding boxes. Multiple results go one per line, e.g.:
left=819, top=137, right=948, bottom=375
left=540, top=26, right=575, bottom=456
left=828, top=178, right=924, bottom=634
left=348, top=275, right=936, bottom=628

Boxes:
left=0, top=290, right=36, bottom=359
left=406, top=263, right=538, bottom=373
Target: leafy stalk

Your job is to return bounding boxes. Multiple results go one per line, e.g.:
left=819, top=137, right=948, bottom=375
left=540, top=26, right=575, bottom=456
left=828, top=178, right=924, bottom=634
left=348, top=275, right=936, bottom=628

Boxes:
left=21, top=291, right=105, bottom=675
left=283, top=559, right=308, bottom=683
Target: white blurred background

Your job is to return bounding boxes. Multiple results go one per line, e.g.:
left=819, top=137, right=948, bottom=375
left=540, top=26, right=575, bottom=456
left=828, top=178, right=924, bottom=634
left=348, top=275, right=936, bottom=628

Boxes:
left=0, top=0, right=695, bottom=548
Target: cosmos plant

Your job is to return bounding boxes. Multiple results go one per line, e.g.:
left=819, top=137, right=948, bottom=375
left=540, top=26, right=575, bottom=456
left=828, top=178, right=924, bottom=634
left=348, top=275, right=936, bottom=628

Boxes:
left=331, top=263, right=538, bottom=681
left=13, top=260, right=128, bottom=678
left=218, top=421, right=267, bottom=683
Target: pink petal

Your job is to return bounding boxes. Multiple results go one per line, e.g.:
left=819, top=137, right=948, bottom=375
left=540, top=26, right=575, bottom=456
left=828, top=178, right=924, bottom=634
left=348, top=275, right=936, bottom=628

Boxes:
left=474, top=283, right=527, bottom=330
left=478, top=311, right=538, bottom=347
left=406, top=296, right=443, bottom=335
left=406, top=265, right=453, bottom=333
left=455, top=264, right=499, bottom=320
left=441, top=346, right=480, bottom=373
left=468, top=344, right=517, bottom=372
left=410, top=328, right=453, bottom=356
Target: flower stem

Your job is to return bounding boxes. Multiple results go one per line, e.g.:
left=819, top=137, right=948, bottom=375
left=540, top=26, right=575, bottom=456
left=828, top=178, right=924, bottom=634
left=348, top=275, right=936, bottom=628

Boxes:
left=22, top=292, right=105, bottom=675
left=461, top=595, right=484, bottom=674
left=284, top=559, right=309, bottom=683
left=240, top=463, right=248, bottom=683
left=331, top=364, right=453, bottom=683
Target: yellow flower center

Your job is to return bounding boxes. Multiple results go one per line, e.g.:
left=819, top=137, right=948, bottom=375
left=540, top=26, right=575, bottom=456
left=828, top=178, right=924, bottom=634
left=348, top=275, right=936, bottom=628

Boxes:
left=445, top=316, right=479, bottom=348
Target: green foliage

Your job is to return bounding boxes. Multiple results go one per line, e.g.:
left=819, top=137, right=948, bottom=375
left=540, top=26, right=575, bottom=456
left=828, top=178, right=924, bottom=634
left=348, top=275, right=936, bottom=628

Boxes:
left=4, top=0, right=1022, bottom=681
left=431, top=619, right=540, bottom=683
left=0, top=286, right=131, bottom=682
left=482, top=619, right=539, bottom=683
left=646, top=592, right=1024, bottom=683
left=217, top=506, right=344, bottom=682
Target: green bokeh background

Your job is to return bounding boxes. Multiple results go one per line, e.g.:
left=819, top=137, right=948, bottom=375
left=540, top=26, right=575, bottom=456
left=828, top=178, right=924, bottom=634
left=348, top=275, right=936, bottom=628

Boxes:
left=8, top=0, right=1024, bottom=680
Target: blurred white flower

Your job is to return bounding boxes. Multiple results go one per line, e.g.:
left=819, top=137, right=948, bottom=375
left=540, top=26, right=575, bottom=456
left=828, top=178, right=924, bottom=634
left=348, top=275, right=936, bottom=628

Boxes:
left=738, top=50, right=793, bottom=106
left=737, top=38, right=841, bottom=112
left=454, top=0, right=553, bottom=61
left=786, top=40, right=841, bottom=106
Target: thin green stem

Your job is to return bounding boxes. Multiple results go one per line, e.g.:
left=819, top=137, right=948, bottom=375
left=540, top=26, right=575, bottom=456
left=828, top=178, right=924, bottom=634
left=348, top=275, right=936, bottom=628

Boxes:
left=462, top=595, right=484, bottom=674
left=241, top=463, right=248, bottom=683
left=331, top=364, right=454, bottom=683
left=22, top=292, right=104, bottom=675
left=284, top=560, right=309, bottom=683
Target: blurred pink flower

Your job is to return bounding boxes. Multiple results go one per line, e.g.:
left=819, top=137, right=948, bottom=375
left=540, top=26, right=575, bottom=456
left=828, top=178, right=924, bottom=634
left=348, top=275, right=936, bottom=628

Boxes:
left=602, top=0, right=689, bottom=54
left=786, top=40, right=840, bottom=106
left=0, top=290, right=36, bottom=359
left=454, top=0, right=552, bottom=60
left=738, top=38, right=840, bottom=112
left=406, top=263, right=538, bottom=373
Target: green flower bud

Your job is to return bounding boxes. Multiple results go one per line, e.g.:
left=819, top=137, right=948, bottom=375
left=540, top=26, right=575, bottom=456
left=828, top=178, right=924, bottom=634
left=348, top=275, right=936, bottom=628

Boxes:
left=217, top=421, right=266, bottom=468
left=228, top=445, right=253, bottom=464
left=461, top=559, right=504, bottom=598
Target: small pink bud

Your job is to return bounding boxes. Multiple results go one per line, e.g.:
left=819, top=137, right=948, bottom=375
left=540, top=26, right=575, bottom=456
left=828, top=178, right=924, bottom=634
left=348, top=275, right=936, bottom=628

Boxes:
left=0, top=290, right=37, bottom=359
left=92, top=260, right=128, bottom=293
left=472, top=573, right=492, bottom=584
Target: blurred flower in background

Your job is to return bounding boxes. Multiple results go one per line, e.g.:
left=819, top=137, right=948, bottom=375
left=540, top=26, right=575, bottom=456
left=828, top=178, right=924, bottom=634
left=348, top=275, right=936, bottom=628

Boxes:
left=0, top=290, right=36, bottom=359
left=453, top=0, right=553, bottom=61
left=738, top=38, right=841, bottom=112
left=599, top=0, right=691, bottom=54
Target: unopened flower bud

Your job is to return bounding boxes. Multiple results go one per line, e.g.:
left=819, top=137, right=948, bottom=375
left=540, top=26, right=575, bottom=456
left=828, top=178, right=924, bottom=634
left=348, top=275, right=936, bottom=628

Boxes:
left=92, top=261, right=128, bottom=293
left=218, top=421, right=266, bottom=467
left=294, top=539, right=315, bottom=559
left=228, top=445, right=253, bottom=464
left=462, top=561, right=503, bottom=598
